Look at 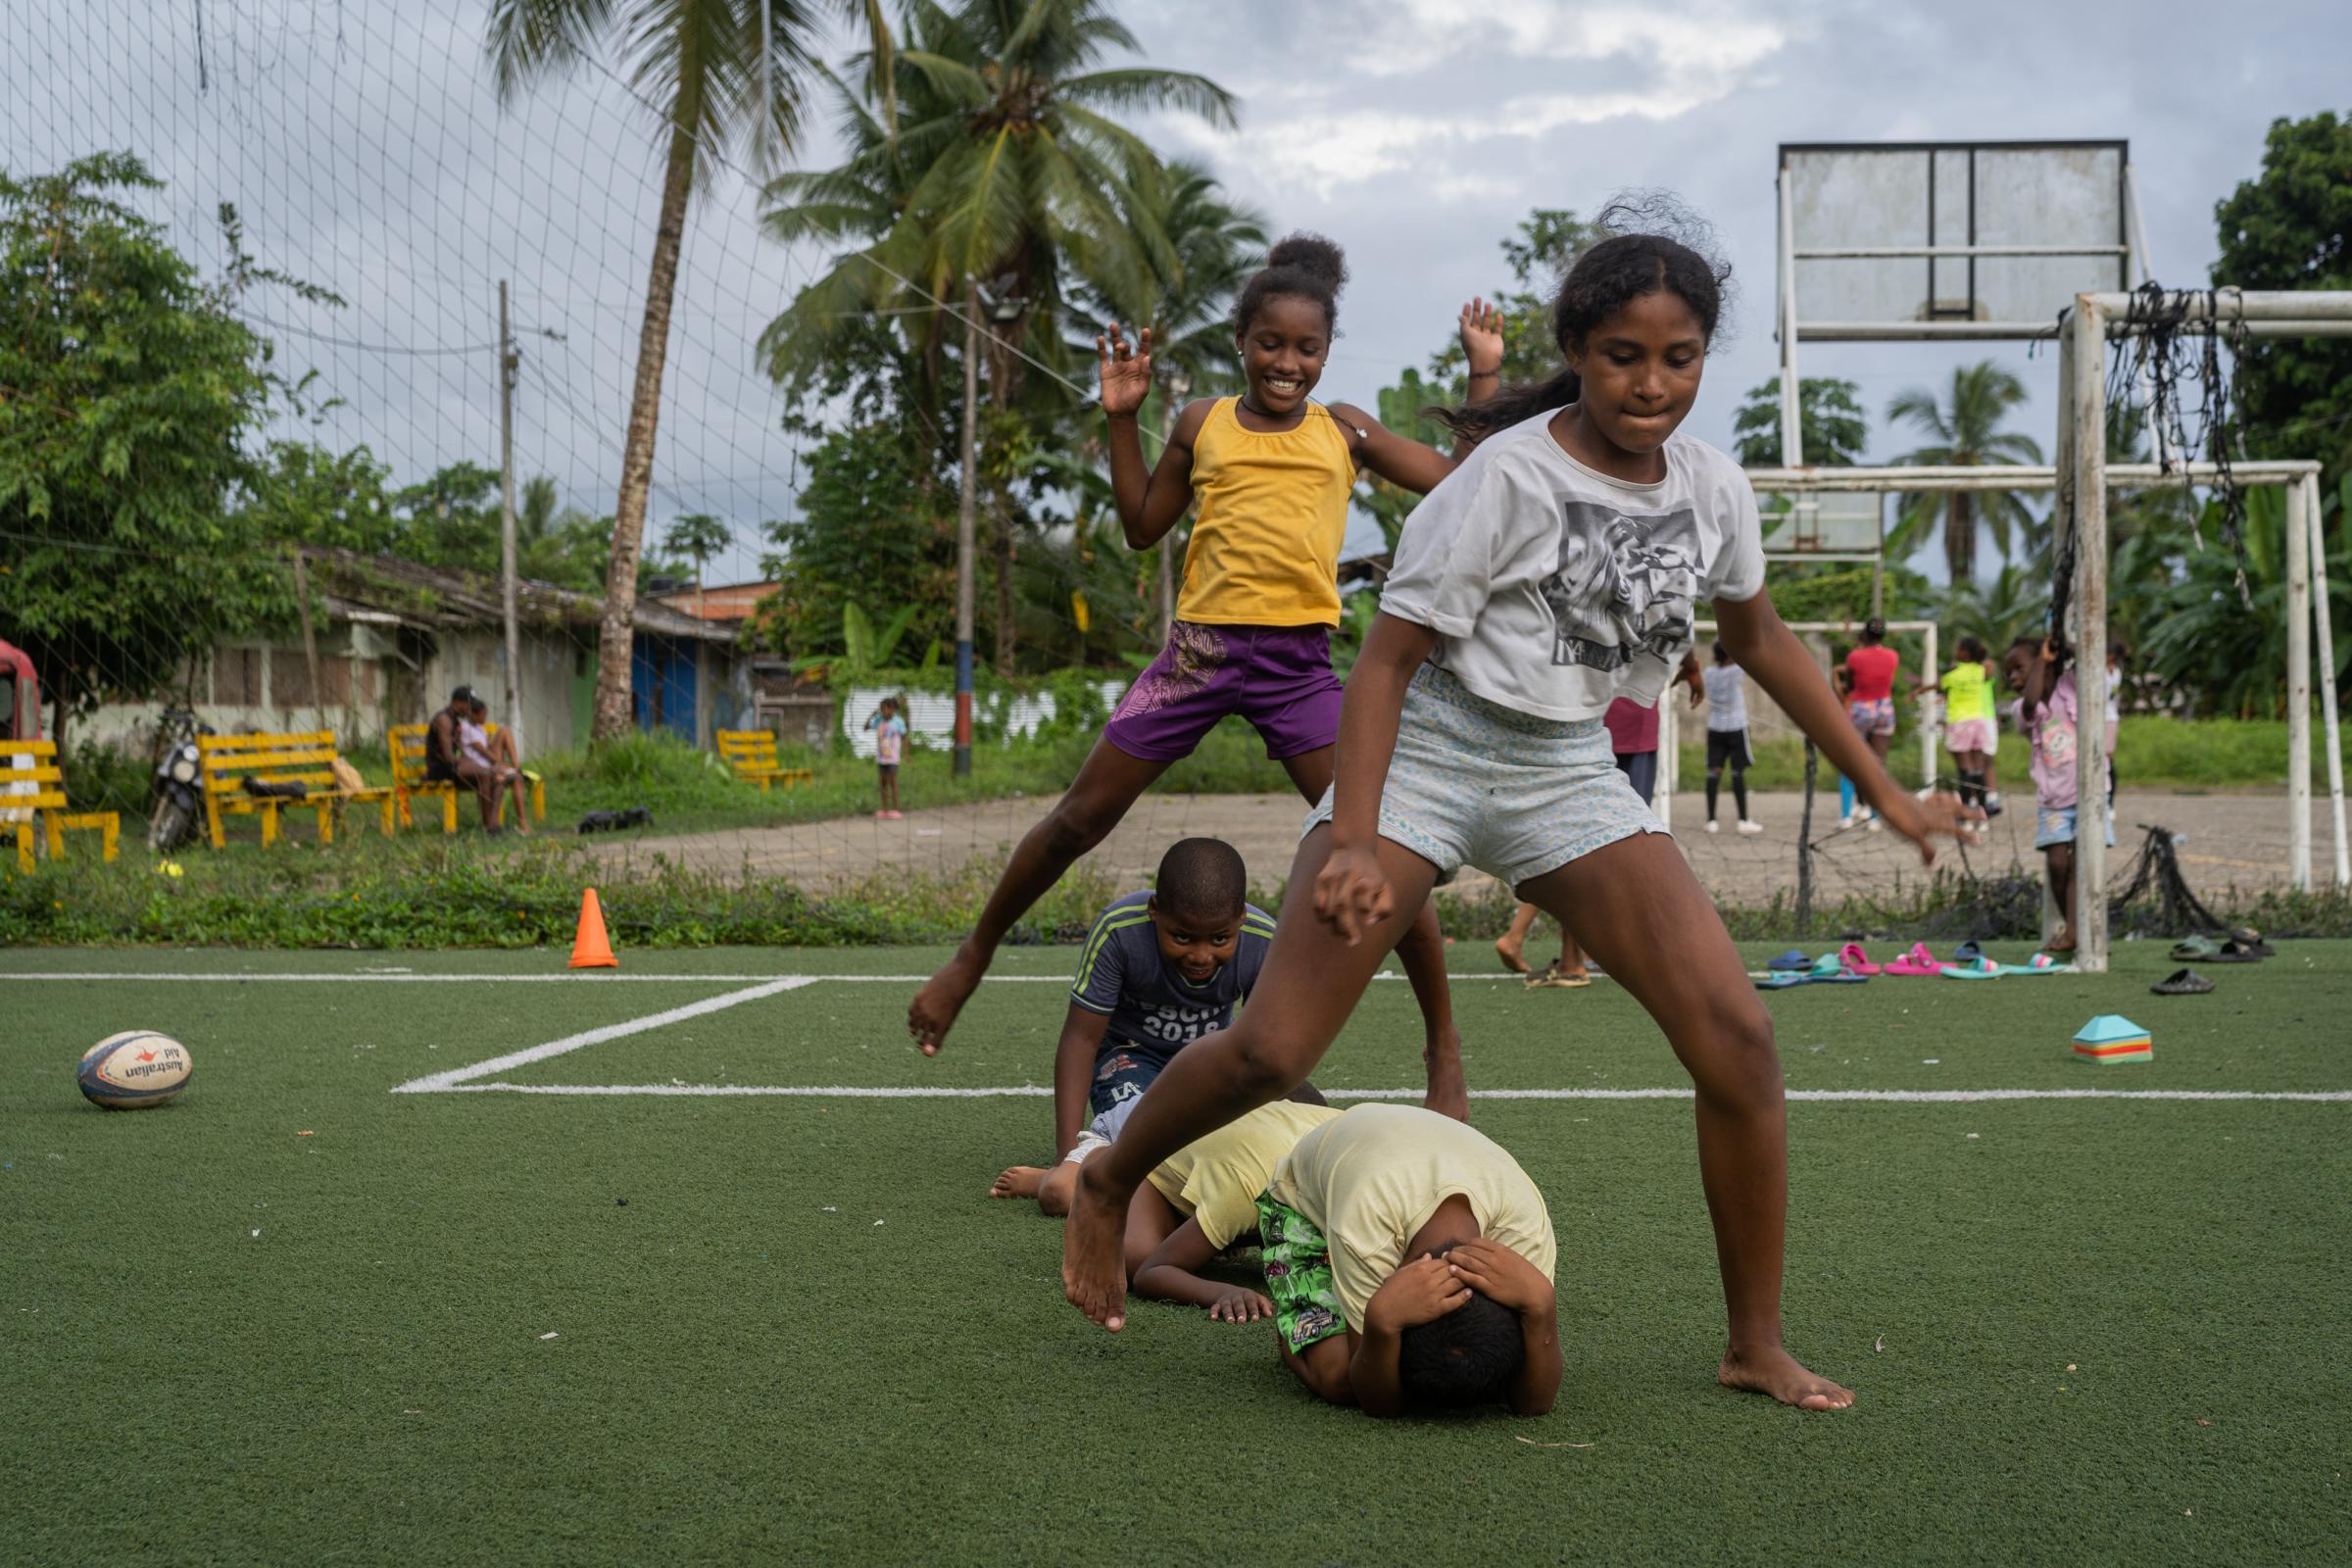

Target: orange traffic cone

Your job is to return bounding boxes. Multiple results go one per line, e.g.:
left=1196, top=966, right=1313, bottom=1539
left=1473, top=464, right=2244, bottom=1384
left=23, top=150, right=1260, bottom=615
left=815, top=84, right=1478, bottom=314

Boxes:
left=569, top=887, right=618, bottom=969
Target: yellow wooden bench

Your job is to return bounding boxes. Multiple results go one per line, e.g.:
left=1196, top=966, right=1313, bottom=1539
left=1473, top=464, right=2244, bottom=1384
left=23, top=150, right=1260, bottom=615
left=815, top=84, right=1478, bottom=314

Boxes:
left=388, top=723, right=544, bottom=831
left=716, top=728, right=813, bottom=792
left=1, top=740, right=120, bottom=872
left=197, top=731, right=395, bottom=848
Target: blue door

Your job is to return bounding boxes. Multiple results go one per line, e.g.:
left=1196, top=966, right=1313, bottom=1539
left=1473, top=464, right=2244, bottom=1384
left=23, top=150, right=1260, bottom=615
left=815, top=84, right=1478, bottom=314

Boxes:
left=631, top=635, right=697, bottom=741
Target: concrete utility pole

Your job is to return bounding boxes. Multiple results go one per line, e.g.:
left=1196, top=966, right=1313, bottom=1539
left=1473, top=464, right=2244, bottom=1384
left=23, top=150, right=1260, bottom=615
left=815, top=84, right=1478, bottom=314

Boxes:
left=498, top=280, right=524, bottom=759
left=954, top=280, right=980, bottom=777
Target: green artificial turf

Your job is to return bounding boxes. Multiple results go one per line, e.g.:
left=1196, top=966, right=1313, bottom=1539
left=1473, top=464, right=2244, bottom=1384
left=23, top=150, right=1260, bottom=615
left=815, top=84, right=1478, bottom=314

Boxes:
left=5, top=941, right=2349, bottom=1565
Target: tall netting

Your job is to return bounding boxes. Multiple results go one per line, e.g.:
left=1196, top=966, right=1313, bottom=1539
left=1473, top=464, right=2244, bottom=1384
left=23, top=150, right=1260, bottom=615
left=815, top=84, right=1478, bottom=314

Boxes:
left=0, top=0, right=1238, bottom=934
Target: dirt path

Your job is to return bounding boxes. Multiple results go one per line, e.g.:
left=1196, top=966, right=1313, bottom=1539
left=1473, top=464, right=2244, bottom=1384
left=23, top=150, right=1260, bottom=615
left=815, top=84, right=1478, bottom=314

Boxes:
left=591, top=787, right=2334, bottom=907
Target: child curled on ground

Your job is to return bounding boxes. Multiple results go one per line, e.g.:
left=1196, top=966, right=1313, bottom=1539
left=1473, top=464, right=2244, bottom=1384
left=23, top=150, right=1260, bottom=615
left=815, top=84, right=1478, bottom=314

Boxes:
left=1256, top=1103, right=1560, bottom=1417
left=1007, top=1100, right=1346, bottom=1322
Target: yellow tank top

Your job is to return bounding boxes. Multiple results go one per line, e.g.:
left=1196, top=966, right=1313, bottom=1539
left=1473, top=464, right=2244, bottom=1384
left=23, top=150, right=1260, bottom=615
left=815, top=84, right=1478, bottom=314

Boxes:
left=1176, top=398, right=1356, bottom=627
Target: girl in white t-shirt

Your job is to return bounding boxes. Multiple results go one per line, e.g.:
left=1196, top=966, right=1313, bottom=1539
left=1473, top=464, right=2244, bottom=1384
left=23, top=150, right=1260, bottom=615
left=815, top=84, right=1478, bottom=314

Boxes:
left=1059, top=209, right=1974, bottom=1414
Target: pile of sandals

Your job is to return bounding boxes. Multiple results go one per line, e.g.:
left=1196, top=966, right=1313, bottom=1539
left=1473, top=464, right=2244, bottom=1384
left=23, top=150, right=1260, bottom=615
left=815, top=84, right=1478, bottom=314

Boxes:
left=2152, top=928, right=2275, bottom=996
left=1750, top=940, right=2074, bottom=990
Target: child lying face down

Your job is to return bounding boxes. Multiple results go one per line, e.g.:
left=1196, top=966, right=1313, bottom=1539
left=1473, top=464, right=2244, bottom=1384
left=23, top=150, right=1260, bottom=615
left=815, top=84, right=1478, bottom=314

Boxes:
left=1255, top=1103, right=1561, bottom=1418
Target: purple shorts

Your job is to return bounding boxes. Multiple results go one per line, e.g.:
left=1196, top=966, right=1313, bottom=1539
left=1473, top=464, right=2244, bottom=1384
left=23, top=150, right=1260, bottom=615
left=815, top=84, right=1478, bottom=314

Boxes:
left=1103, top=621, right=1344, bottom=761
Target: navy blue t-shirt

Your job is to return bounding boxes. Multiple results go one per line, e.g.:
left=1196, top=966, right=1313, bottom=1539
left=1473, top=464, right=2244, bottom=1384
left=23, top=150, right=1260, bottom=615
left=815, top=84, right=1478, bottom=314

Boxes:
left=1069, top=891, right=1274, bottom=1111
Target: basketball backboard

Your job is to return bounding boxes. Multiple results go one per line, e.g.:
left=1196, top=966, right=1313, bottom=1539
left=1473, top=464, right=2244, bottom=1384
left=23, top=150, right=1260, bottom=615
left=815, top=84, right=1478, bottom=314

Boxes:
left=1779, top=140, right=2134, bottom=339
left=1767, top=139, right=2143, bottom=466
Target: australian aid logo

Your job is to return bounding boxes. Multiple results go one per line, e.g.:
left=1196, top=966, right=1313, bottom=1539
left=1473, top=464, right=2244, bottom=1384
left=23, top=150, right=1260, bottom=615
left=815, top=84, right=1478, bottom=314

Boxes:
left=110, top=1044, right=187, bottom=1085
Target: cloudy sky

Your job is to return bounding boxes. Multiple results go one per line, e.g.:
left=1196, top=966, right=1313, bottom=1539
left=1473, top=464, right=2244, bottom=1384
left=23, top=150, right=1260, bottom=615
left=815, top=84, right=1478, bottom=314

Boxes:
left=7, top=0, right=2344, bottom=589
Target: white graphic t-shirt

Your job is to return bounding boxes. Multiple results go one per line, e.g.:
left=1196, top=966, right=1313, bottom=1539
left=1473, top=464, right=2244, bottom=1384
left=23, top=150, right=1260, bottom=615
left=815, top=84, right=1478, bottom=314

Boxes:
left=1382, top=413, right=1766, bottom=721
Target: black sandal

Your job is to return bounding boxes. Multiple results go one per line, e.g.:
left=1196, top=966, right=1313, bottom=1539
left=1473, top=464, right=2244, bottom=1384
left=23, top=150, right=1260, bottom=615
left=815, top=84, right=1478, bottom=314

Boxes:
left=2206, top=940, right=2264, bottom=963
left=2150, top=969, right=2215, bottom=995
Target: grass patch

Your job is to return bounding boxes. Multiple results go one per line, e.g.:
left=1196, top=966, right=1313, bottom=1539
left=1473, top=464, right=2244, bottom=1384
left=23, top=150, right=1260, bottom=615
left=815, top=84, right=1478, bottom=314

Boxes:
left=1680, top=714, right=2345, bottom=794
left=4, top=942, right=2349, bottom=1565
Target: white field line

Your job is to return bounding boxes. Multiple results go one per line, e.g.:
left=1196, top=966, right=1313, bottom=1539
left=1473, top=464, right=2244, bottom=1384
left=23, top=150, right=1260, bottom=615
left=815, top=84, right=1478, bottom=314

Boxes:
left=0, top=970, right=1524, bottom=984
left=424, top=1082, right=2352, bottom=1103
left=390, top=978, right=815, bottom=1094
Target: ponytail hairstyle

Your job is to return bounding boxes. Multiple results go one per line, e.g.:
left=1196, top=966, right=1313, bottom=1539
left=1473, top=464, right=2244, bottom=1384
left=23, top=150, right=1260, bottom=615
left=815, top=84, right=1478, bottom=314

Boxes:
left=1437, top=193, right=1733, bottom=445
left=1861, top=616, right=1886, bottom=645
left=1233, top=232, right=1348, bottom=335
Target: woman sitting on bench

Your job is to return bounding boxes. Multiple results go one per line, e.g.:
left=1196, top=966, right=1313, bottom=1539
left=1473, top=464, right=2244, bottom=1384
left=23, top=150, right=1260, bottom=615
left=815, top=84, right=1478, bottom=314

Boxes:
left=426, top=685, right=529, bottom=834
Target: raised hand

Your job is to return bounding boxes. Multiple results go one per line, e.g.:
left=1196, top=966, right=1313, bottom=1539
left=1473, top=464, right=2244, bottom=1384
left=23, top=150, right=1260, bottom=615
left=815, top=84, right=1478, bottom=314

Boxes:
left=1885, top=788, right=1983, bottom=867
left=1097, top=322, right=1154, bottom=418
left=1313, top=842, right=1396, bottom=947
left=1458, top=297, right=1505, bottom=379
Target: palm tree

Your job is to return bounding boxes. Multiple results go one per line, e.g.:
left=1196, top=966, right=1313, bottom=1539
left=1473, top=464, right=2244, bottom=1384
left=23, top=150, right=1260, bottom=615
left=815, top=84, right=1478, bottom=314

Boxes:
left=1073, top=157, right=1264, bottom=636
left=663, top=512, right=733, bottom=616
left=486, top=0, right=894, bottom=746
left=865, top=0, right=1237, bottom=673
left=1886, top=361, right=2043, bottom=584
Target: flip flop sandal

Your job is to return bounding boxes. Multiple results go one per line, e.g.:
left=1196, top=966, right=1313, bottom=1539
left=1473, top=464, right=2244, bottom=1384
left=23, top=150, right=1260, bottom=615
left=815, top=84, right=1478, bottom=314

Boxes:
left=1953, top=940, right=1986, bottom=963
left=1808, top=953, right=1848, bottom=978
left=1938, top=957, right=2000, bottom=980
left=1997, top=953, right=2078, bottom=976
left=2151, top=968, right=2216, bottom=995
left=1528, top=961, right=1592, bottom=990
left=2169, top=935, right=2220, bottom=959
left=2206, top=940, right=2264, bottom=963
left=1756, top=972, right=1813, bottom=990
left=1767, top=949, right=1812, bottom=972
left=1884, top=943, right=1943, bottom=978
left=1838, top=942, right=1882, bottom=977
left=2228, top=927, right=2277, bottom=956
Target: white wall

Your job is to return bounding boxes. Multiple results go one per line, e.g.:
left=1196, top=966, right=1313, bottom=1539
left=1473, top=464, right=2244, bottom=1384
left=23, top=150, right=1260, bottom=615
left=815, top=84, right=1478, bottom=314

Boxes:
left=840, top=680, right=1128, bottom=760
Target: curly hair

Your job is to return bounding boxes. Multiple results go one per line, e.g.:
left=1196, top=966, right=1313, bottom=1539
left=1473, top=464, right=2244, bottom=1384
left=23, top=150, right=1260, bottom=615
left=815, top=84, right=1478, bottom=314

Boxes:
left=1232, top=232, right=1348, bottom=335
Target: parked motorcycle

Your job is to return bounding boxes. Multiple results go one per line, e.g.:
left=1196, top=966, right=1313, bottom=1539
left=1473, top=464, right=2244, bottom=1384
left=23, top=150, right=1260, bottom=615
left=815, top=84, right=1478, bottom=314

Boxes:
left=148, top=704, right=210, bottom=853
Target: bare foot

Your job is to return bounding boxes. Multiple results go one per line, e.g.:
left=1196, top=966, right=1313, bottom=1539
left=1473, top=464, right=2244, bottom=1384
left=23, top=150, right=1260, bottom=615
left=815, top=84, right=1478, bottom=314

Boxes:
left=1717, top=1344, right=1855, bottom=1410
left=990, top=1165, right=1045, bottom=1200
left=1422, top=1027, right=1470, bottom=1122
left=909, top=945, right=987, bottom=1055
left=1061, top=1161, right=1132, bottom=1331
left=1494, top=934, right=1529, bottom=975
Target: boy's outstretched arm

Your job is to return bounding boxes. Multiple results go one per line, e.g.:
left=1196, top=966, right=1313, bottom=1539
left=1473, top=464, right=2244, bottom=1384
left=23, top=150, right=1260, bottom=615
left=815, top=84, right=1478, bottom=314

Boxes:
left=1132, top=1217, right=1274, bottom=1323
left=1099, top=325, right=1207, bottom=550
left=1717, top=591, right=1975, bottom=866
left=1052, top=1004, right=1113, bottom=1159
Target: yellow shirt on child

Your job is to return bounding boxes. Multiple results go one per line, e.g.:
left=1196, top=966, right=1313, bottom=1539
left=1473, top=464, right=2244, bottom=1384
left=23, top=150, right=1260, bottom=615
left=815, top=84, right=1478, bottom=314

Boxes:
left=1267, top=1102, right=1556, bottom=1331
left=1940, top=661, right=1995, bottom=724
left=1176, top=398, right=1355, bottom=627
left=1146, top=1101, right=1343, bottom=1250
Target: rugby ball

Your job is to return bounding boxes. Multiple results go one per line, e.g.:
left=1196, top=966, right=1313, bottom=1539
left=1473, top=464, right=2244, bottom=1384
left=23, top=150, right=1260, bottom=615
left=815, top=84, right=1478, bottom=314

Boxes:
left=78, top=1032, right=194, bottom=1109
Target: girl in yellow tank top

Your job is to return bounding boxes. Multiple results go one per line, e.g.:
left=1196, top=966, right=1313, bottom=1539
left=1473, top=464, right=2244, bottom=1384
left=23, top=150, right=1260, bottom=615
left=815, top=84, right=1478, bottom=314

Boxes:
left=906, top=233, right=1499, bottom=1090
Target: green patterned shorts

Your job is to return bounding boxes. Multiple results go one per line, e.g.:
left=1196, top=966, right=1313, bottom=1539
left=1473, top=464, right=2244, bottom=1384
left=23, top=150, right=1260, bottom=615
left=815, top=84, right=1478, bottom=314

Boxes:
left=1256, top=1193, right=1347, bottom=1354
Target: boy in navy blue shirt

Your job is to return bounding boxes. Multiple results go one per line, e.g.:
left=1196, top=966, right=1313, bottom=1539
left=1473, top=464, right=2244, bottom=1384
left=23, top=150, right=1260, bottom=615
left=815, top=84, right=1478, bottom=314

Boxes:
left=993, top=838, right=1280, bottom=1215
